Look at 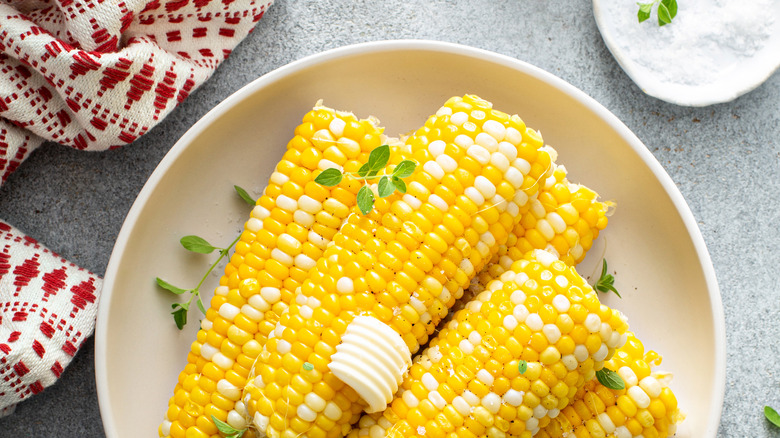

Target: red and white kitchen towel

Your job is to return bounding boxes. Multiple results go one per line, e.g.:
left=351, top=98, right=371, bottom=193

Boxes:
left=0, top=0, right=274, bottom=415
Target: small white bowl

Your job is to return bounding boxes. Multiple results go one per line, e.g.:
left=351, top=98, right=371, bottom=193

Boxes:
left=95, top=40, right=725, bottom=437
left=593, top=0, right=780, bottom=106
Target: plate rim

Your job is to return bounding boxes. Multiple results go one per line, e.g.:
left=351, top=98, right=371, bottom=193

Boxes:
left=95, top=39, right=726, bottom=437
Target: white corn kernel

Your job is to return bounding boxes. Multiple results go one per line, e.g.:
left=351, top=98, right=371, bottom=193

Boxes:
left=252, top=205, right=271, bottom=219
left=450, top=111, right=469, bottom=125
left=298, top=195, right=322, bottom=214
left=552, top=294, right=570, bottom=312
left=260, top=287, right=281, bottom=303
left=200, top=342, right=218, bottom=361
left=476, top=132, right=498, bottom=152
left=503, top=389, right=524, bottom=407
left=305, top=392, right=327, bottom=412
left=585, top=313, right=602, bottom=333
left=628, top=386, right=651, bottom=408
left=429, top=391, right=446, bottom=410
left=248, top=294, right=271, bottom=312
left=542, top=324, right=562, bottom=344
left=212, top=353, right=234, bottom=370
left=482, top=119, right=506, bottom=141
left=453, top=396, right=471, bottom=416
left=510, top=290, right=527, bottom=304
left=454, top=134, right=475, bottom=147
left=477, top=369, right=494, bottom=386
left=337, top=277, right=354, bottom=294
left=475, top=175, right=497, bottom=199
left=271, top=248, right=293, bottom=267
left=276, top=340, right=291, bottom=355
left=465, top=187, right=485, bottom=206
left=246, top=217, right=263, bottom=232
left=598, top=412, right=616, bottom=433
left=498, top=141, right=518, bottom=161
left=481, top=393, right=502, bottom=414
left=513, top=157, right=531, bottom=175
left=505, top=126, right=523, bottom=144
left=639, top=376, right=663, bottom=398
left=490, top=152, right=510, bottom=171
left=429, top=140, right=446, bottom=156
left=536, top=219, right=555, bottom=240
left=525, top=313, right=544, bottom=331
left=294, top=253, right=317, bottom=270
left=329, top=118, right=346, bottom=137
left=218, top=303, right=240, bottom=321
left=436, top=154, right=458, bottom=173
left=402, top=390, right=419, bottom=408
left=593, top=343, right=609, bottom=362
left=423, top=161, right=445, bottom=180
left=240, top=304, right=263, bottom=321
left=422, top=373, right=439, bottom=391
left=547, top=212, right=567, bottom=233
left=218, top=379, right=241, bottom=401
left=467, top=144, right=491, bottom=165
left=297, top=404, right=317, bottom=422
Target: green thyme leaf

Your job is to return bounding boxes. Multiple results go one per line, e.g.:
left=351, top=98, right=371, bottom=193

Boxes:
left=596, top=368, right=625, bottom=390
left=212, top=415, right=246, bottom=437
left=314, top=168, right=343, bottom=187
left=377, top=176, right=396, bottom=198
left=637, top=1, right=653, bottom=22
left=156, top=278, right=189, bottom=295
left=367, top=145, right=390, bottom=172
left=657, top=2, right=672, bottom=25
left=663, top=0, right=678, bottom=19
left=314, top=146, right=415, bottom=215
left=161, top=227, right=242, bottom=329
left=518, top=360, right=528, bottom=374
left=357, top=185, right=375, bottom=215
left=233, top=185, right=256, bottom=206
left=392, top=176, right=407, bottom=194
left=303, top=362, right=314, bottom=371
left=766, top=406, right=780, bottom=427
left=357, top=162, right=371, bottom=178
left=171, top=305, right=188, bottom=330
left=595, top=259, right=621, bottom=298
left=196, top=296, right=207, bottom=315
left=180, top=235, right=218, bottom=254
left=637, top=0, right=678, bottom=25
left=393, top=160, right=417, bottom=178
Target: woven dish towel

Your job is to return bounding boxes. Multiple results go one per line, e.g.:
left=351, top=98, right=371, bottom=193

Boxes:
left=0, top=0, right=274, bottom=415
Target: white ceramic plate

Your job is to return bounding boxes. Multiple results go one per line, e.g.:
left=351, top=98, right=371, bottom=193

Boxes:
left=593, top=0, right=780, bottom=106
left=96, top=40, right=725, bottom=437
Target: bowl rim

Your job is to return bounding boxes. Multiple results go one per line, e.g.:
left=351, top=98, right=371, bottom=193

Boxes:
left=95, top=39, right=726, bottom=437
left=592, top=0, right=780, bottom=107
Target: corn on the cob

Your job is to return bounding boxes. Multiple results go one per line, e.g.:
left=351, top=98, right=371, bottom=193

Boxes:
left=159, top=104, right=387, bottom=438
left=464, top=164, right=612, bottom=309
left=349, top=249, right=629, bottom=438
left=536, top=332, right=683, bottom=438
left=243, top=95, right=558, bottom=438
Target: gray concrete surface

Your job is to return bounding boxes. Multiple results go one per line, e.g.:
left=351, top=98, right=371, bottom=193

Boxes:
left=0, top=0, right=778, bottom=436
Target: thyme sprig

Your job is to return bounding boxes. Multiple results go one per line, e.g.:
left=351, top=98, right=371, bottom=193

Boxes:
left=156, top=185, right=255, bottom=329
left=314, top=144, right=416, bottom=215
